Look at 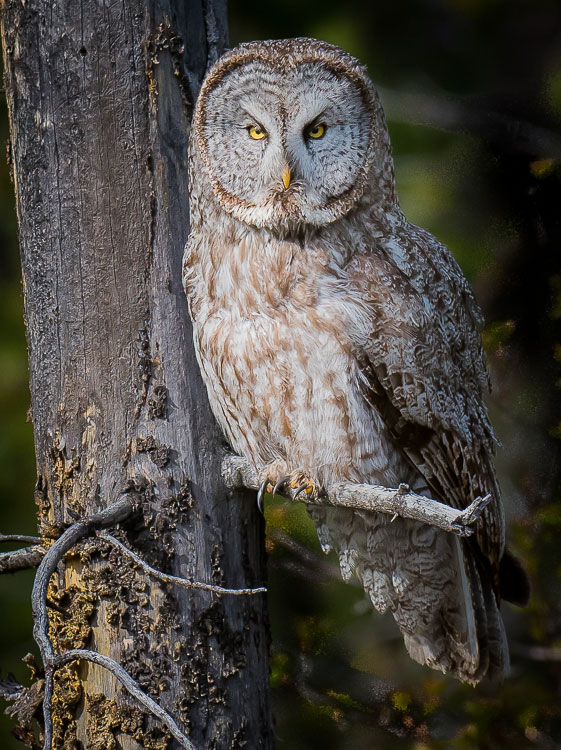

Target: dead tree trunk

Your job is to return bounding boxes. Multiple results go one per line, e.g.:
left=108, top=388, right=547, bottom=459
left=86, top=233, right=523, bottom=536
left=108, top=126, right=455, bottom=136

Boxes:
left=1, top=1, right=273, bottom=747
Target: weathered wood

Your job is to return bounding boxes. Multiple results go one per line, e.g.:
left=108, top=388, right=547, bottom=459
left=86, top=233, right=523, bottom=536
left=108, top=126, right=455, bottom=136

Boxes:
left=1, top=1, right=273, bottom=747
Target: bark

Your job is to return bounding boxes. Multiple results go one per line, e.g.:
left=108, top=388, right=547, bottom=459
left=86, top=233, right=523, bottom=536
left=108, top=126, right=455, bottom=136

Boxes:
left=0, top=1, right=273, bottom=748
left=0, top=545, right=45, bottom=574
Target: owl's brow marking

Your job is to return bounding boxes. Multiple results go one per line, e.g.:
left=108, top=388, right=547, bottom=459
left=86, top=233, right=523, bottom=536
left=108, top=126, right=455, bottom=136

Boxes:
left=239, top=106, right=264, bottom=126
left=304, top=111, right=327, bottom=131
left=279, top=102, right=288, bottom=141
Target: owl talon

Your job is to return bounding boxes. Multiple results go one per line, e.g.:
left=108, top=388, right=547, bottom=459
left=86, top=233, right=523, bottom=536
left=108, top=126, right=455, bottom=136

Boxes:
left=294, top=481, right=313, bottom=499
left=257, top=480, right=268, bottom=514
left=273, top=475, right=291, bottom=497
left=257, top=465, right=321, bottom=506
left=296, top=482, right=319, bottom=500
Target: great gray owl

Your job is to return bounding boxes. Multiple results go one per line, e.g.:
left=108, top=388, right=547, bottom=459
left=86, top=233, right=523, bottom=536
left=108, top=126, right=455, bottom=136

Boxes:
left=183, top=38, right=528, bottom=683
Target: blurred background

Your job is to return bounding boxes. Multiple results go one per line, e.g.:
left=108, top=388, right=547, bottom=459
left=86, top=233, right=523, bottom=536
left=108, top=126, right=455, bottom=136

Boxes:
left=1, top=0, right=561, bottom=747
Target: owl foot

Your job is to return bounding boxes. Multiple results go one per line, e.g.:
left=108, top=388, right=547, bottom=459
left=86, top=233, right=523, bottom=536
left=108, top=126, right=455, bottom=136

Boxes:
left=286, top=472, right=322, bottom=501
left=257, top=462, right=323, bottom=511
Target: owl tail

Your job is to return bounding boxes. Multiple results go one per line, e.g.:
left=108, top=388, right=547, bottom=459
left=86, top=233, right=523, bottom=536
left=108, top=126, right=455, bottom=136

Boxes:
left=308, top=505, right=509, bottom=684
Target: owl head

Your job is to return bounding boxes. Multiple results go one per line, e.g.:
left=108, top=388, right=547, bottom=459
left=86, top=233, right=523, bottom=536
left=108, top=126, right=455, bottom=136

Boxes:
left=191, top=38, right=395, bottom=234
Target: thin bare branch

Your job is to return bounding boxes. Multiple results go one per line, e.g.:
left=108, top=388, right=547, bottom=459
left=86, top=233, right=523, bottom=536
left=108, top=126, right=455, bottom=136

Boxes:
left=221, top=454, right=492, bottom=537
left=51, top=650, right=196, bottom=749
left=511, top=643, right=561, bottom=662
left=267, top=527, right=341, bottom=584
left=97, top=532, right=266, bottom=595
left=0, top=533, right=41, bottom=545
left=317, top=484, right=492, bottom=537
left=0, top=545, right=45, bottom=574
left=221, top=454, right=261, bottom=492
left=0, top=675, right=25, bottom=704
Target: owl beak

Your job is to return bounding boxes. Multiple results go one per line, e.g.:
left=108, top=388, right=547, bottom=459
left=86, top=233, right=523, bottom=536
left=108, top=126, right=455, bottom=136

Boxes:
left=282, top=165, right=291, bottom=190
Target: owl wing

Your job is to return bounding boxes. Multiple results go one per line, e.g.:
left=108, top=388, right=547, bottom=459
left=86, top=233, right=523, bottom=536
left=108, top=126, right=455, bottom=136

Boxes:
left=345, top=221, right=505, bottom=576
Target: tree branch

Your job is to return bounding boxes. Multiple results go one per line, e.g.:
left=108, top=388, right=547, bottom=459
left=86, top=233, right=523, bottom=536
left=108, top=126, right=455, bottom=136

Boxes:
left=0, top=533, right=41, bottom=544
left=31, top=497, right=136, bottom=750
left=378, top=86, right=561, bottom=159
left=267, top=527, right=342, bottom=584
left=97, top=531, right=266, bottom=595
left=51, top=650, right=196, bottom=750
left=221, top=454, right=492, bottom=537
left=510, top=643, right=561, bottom=662
left=0, top=545, right=46, bottom=574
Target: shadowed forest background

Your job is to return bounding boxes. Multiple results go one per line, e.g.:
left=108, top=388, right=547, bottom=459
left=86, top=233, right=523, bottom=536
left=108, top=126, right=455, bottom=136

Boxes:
left=1, top=1, right=561, bottom=748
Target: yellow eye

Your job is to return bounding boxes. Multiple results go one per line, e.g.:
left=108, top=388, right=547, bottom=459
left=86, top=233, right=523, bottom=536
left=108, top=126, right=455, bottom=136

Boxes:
left=248, top=124, right=266, bottom=140
left=307, top=123, right=326, bottom=140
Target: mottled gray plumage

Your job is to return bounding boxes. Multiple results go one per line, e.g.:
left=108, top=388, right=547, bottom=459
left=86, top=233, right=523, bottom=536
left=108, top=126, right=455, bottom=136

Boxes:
left=183, top=38, right=524, bottom=682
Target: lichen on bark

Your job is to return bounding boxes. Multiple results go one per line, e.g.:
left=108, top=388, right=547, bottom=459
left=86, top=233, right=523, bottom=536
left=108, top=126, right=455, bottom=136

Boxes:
left=87, top=693, right=173, bottom=750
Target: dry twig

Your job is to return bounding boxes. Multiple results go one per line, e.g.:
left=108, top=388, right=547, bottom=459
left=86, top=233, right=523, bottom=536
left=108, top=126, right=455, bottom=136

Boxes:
left=97, top=531, right=266, bottom=595
left=0, top=533, right=41, bottom=545
left=221, top=454, right=492, bottom=537
left=267, top=527, right=342, bottom=584
left=0, top=545, right=46, bottom=574
left=510, top=643, right=561, bottom=662
left=52, top=650, right=197, bottom=749
left=378, top=86, right=561, bottom=159
left=32, top=498, right=137, bottom=750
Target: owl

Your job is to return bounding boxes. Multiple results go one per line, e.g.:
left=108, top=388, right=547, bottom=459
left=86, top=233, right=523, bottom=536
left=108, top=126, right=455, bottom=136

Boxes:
left=183, top=38, right=528, bottom=683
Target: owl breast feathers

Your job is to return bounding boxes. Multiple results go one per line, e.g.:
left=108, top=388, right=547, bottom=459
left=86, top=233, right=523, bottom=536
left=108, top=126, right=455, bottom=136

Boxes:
left=183, top=37, right=529, bottom=683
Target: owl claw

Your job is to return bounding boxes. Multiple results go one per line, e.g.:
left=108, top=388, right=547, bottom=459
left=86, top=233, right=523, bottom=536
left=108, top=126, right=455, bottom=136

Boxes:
left=294, top=481, right=312, bottom=498
left=273, top=475, right=291, bottom=497
left=294, top=478, right=320, bottom=499
left=257, top=464, right=322, bottom=507
left=257, top=480, right=268, bottom=514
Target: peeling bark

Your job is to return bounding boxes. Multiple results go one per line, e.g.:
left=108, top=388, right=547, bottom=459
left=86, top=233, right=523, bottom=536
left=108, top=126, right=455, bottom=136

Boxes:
left=0, top=1, right=273, bottom=747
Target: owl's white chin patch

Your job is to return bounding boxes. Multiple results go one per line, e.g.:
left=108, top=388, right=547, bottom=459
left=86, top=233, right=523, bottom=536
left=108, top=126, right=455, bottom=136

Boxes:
left=228, top=189, right=350, bottom=235
left=240, top=205, right=307, bottom=235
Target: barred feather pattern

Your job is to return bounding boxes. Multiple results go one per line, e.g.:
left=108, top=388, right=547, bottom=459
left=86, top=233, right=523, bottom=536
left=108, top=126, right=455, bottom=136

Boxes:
left=183, top=38, right=510, bottom=683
